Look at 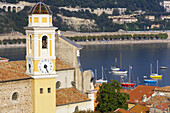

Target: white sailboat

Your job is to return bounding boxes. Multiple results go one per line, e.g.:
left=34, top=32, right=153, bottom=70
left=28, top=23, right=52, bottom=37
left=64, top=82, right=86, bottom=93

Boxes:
left=150, top=60, right=162, bottom=78
left=96, top=66, right=107, bottom=84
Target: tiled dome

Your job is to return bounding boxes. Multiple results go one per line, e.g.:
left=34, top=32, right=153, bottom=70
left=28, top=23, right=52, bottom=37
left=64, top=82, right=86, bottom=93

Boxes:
left=29, top=2, right=52, bottom=15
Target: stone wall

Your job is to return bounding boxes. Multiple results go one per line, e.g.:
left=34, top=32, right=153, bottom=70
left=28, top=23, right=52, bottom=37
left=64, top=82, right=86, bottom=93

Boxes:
left=0, top=79, right=33, bottom=113
left=56, top=101, right=92, bottom=113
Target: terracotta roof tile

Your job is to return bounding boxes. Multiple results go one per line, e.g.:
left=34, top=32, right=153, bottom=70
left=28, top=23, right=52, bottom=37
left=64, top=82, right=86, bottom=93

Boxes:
left=129, top=104, right=149, bottom=113
left=0, top=58, right=73, bottom=82
left=155, top=86, right=170, bottom=92
left=0, top=61, right=31, bottom=82
left=120, top=89, right=132, bottom=94
left=127, top=85, right=159, bottom=104
left=56, top=58, right=73, bottom=71
left=146, top=96, right=170, bottom=106
left=155, top=102, right=170, bottom=110
left=56, top=88, right=90, bottom=106
left=114, top=108, right=133, bottom=113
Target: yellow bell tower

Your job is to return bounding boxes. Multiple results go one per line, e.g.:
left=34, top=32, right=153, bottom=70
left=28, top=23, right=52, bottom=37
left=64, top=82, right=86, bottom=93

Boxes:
left=24, top=2, right=57, bottom=113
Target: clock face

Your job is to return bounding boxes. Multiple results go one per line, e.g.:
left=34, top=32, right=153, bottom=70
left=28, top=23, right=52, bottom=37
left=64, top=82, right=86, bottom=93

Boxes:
left=27, top=58, right=33, bottom=74
left=38, top=59, right=53, bottom=74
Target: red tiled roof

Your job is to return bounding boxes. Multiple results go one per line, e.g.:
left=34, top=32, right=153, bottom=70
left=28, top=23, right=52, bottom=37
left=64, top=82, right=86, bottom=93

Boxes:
left=56, top=88, right=90, bottom=106
left=155, top=86, right=170, bottom=92
left=114, top=108, right=133, bottom=113
left=56, top=58, right=73, bottom=71
left=129, top=104, right=149, bottom=113
left=146, top=96, right=170, bottom=106
left=0, top=61, right=31, bottom=82
left=120, top=89, right=132, bottom=94
left=0, top=58, right=73, bottom=82
left=155, top=102, right=170, bottom=110
left=127, top=85, right=159, bottom=104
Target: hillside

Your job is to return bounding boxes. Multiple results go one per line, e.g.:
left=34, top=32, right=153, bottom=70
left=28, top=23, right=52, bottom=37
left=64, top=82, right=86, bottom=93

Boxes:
left=2, top=0, right=164, bottom=13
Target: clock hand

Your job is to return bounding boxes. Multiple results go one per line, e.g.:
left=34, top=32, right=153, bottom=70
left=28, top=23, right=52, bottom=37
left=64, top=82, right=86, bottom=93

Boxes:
left=44, top=64, right=49, bottom=73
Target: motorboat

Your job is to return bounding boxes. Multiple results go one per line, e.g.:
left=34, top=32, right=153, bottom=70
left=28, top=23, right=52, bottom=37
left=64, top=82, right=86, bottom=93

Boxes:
left=160, top=66, right=167, bottom=69
left=112, top=69, right=128, bottom=74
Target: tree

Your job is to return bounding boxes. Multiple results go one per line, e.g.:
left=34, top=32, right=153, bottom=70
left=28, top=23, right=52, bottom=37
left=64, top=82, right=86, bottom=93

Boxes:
left=95, top=80, right=129, bottom=113
left=112, top=9, right=120, bottom=16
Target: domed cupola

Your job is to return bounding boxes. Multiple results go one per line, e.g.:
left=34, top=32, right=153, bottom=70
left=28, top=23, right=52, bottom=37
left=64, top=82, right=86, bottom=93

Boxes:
left=28, top=2, right=53, bottom=27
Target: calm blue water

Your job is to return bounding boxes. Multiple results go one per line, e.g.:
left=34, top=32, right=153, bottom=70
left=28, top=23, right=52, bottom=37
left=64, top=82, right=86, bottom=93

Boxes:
left=0, top=43, right=170, bottom=87
left=80, top=43, right=170, bottom=87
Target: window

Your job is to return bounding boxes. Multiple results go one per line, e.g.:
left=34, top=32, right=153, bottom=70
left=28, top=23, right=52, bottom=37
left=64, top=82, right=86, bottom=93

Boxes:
left=75, top=106, right=79, bottom=112
left=34, top=17, right=39, bottom=23
left=42, top=17, right=47, bottom=23
left=12, top=92, right=19, bottom=101
left=56, top=81, right=61, bottom=89
left=42, top=36, right=48, bottom=49
left=30, top=35, right=32, bottom=50
left=48, top=88, right=51, bottom=93
left=40, top=88, right=43, bottom=94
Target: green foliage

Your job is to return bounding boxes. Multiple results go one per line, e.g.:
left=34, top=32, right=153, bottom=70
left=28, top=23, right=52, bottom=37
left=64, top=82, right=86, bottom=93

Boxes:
left=0, top=40, right=2, bottom=44
left=112, top=9, right=120, bottom=16
left=95, top=80, right=129, bottom=112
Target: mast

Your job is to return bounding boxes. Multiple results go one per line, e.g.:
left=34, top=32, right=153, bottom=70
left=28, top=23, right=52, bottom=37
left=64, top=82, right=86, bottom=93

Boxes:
left=129, top=65, right=131, bottom=83
left=95, top=69, right=97, bottom=80
left=102, top=66, right=104, bottom=80
left=115, top=58, right=117, bottom=67
left=157, top=60, right=158, bottom=74
left=120, top=52, right=122, bottom=68
left=150, top=64, right=152, bottom=74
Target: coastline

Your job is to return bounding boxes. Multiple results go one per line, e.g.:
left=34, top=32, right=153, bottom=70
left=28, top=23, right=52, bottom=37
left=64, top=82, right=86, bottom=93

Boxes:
left=0, top=44, right=26, bottom=48
left=76, top=39, right=170, bottom=45
left=0, top=39, right=170, bottom=48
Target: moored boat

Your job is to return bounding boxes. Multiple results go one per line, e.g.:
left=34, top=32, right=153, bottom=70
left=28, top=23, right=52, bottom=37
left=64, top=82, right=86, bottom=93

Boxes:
left=150, top=60, right=162, bottom=79
left=121, top=65, right=135, bottom=87
left=0, top=57, right=9, bottom=63
left=160, top=66, right=167, bottom=69
left=144, top=79, right=157, bottom=83
left=96, top=66, right=107, bottom=84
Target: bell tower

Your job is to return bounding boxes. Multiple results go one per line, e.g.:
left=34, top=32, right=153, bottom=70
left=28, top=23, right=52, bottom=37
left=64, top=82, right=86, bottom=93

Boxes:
left=24, top=2, right=57, bottom=113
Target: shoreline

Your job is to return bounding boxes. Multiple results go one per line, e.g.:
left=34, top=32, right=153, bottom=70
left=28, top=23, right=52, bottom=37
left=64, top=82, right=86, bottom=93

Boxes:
left=76, top=39, right=170, bottom=45
left=0, top=44, right=26, bottom=48
left=0, top=39, right=170, bottom=48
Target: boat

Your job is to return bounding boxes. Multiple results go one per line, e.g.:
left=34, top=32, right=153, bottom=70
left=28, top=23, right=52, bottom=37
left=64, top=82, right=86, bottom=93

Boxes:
left=144, top=79, right=157, bottom=83
left=150, top=60, right=162, bottom=78
left=95, top=66, right=107, bottom=84
left=160, top=66, right=167, bottom=69
left=111, top=57, right=127, bottom=74
left=121, top=65, right=135, bottom=87
left=0, top=57, right=9, bottom=63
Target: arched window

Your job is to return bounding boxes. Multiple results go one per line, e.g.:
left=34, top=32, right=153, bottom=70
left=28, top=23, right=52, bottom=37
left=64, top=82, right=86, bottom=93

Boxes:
left=74, top=106, right=79, bottom=112
left=42, top=36, right=48, bottom=49
left=30, top=35, right=32, bottom=50
left=56, top=81, right=61, bottom=89
left=12, top=92, right=19, bottom=101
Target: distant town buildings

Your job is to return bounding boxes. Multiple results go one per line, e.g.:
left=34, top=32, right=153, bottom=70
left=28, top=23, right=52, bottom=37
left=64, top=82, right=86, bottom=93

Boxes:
left=108, top=15, right=138, bottom=24
left=0, top=1, right=35, bottom=13
left=145, top=15, right=155, bottom=21
left=160, top=15, right=170, bottom=20
left=58, top=7, right=127, bottom=16
left=160, top=0, right=170, bottom=12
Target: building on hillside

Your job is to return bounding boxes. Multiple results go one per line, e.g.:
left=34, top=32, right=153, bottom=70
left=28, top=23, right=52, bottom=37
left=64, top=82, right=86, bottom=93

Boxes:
left=145, top=15, right=155, bottom=21
left=0, top=2, right=95, bottom=113
left=160, top=15, right=170, bottom=20
left=126, top=85, right=159, bottom=108
left=109, top=16, right=138, bottom=24
left=160, top=1, right=170, bottom=12
left=154, top=86, right=170, bottom=96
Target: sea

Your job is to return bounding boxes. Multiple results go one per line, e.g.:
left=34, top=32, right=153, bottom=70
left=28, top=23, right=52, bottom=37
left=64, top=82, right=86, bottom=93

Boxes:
left=1, top=43, right=170, bottom=87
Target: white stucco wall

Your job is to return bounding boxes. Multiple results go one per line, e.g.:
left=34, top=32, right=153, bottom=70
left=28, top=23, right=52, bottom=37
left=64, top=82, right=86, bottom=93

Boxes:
left=56, top=101, right=92, bottom=113
left=56, top=69, right=74, bottom=89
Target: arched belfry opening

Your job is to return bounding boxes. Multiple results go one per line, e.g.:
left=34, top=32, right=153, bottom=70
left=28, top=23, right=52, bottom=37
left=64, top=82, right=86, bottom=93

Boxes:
left=30, top=35, right=32, bottom=50
left=42, top=36, right=48, bottom=49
